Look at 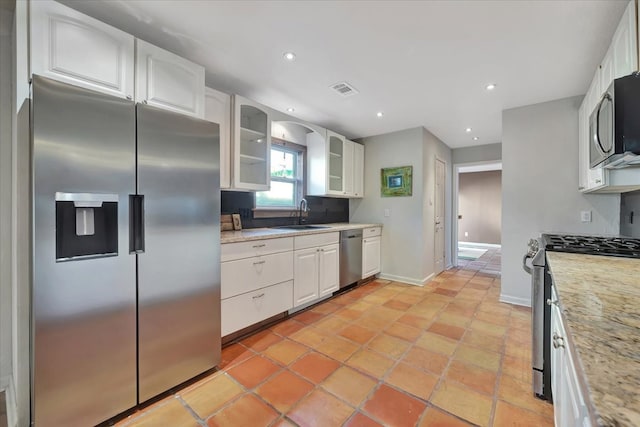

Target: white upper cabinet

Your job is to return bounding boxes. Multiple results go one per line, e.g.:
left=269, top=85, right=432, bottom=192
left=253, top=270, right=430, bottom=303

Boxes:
left=232, top=95, right=271, bottom=191
left=30, top=0, right=134, bottom=99
left=135, top=39, right=205, bottom=118
left=205, top=87, right=231, bottom=189
left=600, top=1, right=637, bottom=90
left=578, top=0, right=640, bottom=194
left=353, top=142, right=364, bottom=198
left=307, top=130, right=364, bottom=198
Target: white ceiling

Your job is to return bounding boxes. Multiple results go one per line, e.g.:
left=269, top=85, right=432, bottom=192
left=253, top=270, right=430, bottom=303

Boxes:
left=62, top=0, right=628, bottom=148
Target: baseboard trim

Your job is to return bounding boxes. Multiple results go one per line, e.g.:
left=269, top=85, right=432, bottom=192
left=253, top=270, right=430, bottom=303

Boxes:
left=378, top=272, right=434, bottom=286
left=499, top=294, right=531, bottom=307
left=0, top=375, right=16, bottom=427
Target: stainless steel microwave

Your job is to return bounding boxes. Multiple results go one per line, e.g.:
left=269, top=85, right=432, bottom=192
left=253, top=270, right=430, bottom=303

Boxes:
left=589, top=73, right=640, bottom=169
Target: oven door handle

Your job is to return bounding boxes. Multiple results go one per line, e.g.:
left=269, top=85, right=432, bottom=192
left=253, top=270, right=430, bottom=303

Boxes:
left=522, top=253, right=533, bottom=275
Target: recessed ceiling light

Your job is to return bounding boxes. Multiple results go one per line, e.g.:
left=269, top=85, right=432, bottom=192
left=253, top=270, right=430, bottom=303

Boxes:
left=472, top=136, right=479, bottom=141
left=283, top=52, right=296, bottom=61
left=287, top=107, right=295, bottom=112
left=485, top=83, right=497, bottom=91
left=376, top=112, right=384, bottom=118
left=465, top=127, right=472, bottom=133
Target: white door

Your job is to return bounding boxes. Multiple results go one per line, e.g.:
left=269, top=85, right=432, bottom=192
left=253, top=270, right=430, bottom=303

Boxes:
left=362, top=237, right=381, bottom=279
left=435, top=158, right=446, bottom=274
left=318, top=243, right=339, bottom=297
left=293, top=248, right=319, bottom=306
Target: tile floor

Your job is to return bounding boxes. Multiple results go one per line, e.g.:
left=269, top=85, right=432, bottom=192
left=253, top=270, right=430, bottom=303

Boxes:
left=116, top=251, right=553, bottom=427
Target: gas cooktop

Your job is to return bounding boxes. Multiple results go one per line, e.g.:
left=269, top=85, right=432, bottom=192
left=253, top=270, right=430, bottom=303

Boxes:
left=542, top=234, right=640, bottom=258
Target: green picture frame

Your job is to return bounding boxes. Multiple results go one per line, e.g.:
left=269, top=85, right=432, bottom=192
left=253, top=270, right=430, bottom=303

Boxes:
left=381, top=166, right=413, bottom=197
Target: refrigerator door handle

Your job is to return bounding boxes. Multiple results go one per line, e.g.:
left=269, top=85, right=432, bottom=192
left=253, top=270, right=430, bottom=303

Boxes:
left=129, top=194, right=145, bottom=254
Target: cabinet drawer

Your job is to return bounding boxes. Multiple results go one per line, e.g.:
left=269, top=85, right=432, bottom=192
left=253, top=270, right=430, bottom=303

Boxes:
left=221, top=237, right=293, bottom=262
left=221, top=251, right=293, bottom=299
left=294, top=232, right=339, bottom=250
left=222, top=280, right=293, bottom=336
left=364, top=227, right=382, bottom=238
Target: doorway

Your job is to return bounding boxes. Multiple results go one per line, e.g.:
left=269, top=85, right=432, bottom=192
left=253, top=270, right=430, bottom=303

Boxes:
left=453, top=162, right=502, bottom=273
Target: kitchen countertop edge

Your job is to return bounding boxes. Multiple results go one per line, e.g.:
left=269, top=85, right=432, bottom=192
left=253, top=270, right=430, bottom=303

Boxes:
left=546, top=251, right=640, bottom=427
left=221, top=222, right=383, bottom=243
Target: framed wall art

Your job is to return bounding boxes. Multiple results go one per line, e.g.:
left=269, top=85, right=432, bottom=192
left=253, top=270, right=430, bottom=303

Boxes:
left=381, top=166, right=413, bottom=197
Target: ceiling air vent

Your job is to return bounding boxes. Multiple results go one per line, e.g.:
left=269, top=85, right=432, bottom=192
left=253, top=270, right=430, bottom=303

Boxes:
left=330, top=81, right=359, bottom=97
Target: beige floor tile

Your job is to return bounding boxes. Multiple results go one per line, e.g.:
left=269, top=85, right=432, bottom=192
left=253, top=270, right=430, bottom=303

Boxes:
left=454, top=344, right=502, bottom=372
left=315, top=334, right=361, bottom=362
left=180, top=374, right=243, bottom=419
left=321, top=366, right=377, bottom=406
left=415, top=331, right=458, bottom=356
left=128, top=399, right=198, bottom=427
left=431, top=381, right=493, bottom=427
left=498, top=375, right=554, bottom=418
left=385, top=362, right=439, bottom=400
left=367, top=333, right=411, bottom=359
left=347, top=348, right=395, bottom=377
left=494, top=400, right=554, bottom=426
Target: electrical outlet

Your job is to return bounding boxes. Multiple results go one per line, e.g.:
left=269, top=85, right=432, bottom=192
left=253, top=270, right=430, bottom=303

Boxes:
left=581, top=210, right=592, bottom=223
left=384, top=209, right=390, bottom=217
left=464, top=231, right=469, bottom=237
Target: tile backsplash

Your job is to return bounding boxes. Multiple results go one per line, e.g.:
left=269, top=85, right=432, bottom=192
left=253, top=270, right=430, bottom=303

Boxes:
left=221, top=191, right=349, bottom=229
left=621, top=190, right=640, bottom=238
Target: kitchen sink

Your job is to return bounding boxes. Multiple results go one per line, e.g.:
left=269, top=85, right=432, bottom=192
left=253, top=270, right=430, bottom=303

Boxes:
left=273, top=225, right=331, bottom=230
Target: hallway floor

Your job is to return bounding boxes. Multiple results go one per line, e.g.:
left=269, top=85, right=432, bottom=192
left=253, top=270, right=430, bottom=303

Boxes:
left=115, top=262, right=552, bottom=427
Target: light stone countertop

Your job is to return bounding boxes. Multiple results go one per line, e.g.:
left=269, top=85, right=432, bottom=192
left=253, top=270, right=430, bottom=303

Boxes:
left=546, top=252, right=640, bottom=427
left=220, top=222, right=383, bottom=244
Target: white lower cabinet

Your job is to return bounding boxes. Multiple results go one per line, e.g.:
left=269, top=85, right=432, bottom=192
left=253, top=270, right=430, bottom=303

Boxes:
left=221, top=238, right=293, bottom=336
left=293, top=233, right=340, bottom=307
left=221, top=281, right=293, bottom=336
left=550, top=287, right=591, bottom=427
left=362, top=227, right=382, bottom=279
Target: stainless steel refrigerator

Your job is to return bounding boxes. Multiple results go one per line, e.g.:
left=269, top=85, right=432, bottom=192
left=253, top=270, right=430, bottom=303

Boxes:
left=32, top=76, right=221, bottom=426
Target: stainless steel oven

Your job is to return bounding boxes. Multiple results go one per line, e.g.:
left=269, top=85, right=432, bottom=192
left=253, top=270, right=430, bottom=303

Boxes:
left=523, top=238, right=552, bottom=401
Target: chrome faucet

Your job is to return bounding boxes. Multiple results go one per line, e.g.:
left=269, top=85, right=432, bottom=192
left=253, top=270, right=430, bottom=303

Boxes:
left=298, top=198, right=309, bottom=225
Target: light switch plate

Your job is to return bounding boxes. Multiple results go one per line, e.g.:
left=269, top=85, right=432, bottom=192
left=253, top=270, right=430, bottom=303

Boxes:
left=384, top=209, right=390, bottom=217
left=581, top=210, right=592, bottom=223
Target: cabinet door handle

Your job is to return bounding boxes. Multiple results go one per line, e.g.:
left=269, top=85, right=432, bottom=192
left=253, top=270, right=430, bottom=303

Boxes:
left=595, top=179, right=602, bottom=184
left=253, top=260, right=266, bottom=265
left=578, top=186, right=585, bottom=190
left=252, top=293, right=265, bottom=299
left=546, top=299, right=558, bottom=306
left=252, top=243, right=266, bottom=248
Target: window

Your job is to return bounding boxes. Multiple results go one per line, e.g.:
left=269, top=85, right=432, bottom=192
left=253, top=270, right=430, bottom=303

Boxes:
left=255, top=141, right=305, bottom=209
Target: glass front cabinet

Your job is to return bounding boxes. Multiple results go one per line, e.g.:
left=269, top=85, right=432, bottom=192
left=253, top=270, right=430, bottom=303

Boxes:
left=232, top=95, right=271, bottom=191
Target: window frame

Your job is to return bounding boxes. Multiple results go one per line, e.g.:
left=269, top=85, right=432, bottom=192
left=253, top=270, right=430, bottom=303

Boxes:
left=253, top=138, right=306, bottom=215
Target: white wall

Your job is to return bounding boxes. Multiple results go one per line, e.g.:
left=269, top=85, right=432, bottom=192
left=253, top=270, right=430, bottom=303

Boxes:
left=350, top=126, right=452, bottom=285
left=452, top=143, right=502, bottom=165
left=502, top=96, right=620, bottom=306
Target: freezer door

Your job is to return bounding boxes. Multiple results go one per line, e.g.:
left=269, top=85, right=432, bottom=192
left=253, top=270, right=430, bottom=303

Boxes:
left=137, top=104, right=221, bottom=402
left=32, top=76, right=137, bottom=426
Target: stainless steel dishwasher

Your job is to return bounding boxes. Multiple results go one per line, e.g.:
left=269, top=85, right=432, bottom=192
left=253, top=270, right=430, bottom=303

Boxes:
left=339, top=229, right=363, bottom=288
